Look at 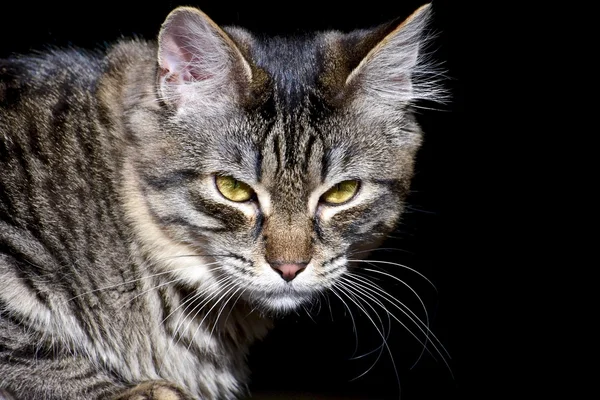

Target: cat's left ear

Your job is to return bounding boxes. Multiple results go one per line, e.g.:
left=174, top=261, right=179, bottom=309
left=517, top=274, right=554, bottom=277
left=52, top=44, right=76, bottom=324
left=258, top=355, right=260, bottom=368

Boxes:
left=345, top=4, right=439, bottom=106
left=157, top=7, right=252, bottom=110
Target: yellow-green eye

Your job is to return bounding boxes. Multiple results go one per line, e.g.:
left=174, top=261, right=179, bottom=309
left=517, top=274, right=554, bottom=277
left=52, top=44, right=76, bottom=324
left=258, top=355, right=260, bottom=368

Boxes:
left=215, top=176, right=254, bottom=202
left=321, top=180, right=360, bottom=205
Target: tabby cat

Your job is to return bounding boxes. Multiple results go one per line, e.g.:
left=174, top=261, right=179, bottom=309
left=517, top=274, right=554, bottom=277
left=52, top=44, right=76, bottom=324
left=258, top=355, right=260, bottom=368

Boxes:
left=0, top=3, right=443, bottom=399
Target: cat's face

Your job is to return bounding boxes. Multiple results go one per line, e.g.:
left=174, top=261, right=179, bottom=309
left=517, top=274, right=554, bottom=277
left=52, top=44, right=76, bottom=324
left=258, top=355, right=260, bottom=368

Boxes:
left=122, top=6, right=436, bottom=314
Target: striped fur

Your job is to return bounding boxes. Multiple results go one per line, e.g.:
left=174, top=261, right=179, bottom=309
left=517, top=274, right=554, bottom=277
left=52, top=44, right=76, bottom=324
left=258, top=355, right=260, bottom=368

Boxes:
left=0, top=4, right=440, bottom=399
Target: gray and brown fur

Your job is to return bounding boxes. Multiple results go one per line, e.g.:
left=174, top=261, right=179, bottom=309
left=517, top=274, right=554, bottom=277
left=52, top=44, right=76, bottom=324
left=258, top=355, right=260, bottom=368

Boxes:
left=0, top=4, right=441, bottom=399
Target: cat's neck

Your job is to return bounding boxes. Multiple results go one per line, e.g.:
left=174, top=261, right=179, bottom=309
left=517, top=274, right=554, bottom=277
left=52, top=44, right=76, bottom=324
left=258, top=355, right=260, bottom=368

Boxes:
left=150, top=274, right=272, bottom=353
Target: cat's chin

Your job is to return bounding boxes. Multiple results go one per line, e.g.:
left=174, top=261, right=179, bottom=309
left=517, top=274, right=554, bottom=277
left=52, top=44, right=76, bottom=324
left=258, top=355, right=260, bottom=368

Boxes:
left=246, top=290, right=316, bottom=315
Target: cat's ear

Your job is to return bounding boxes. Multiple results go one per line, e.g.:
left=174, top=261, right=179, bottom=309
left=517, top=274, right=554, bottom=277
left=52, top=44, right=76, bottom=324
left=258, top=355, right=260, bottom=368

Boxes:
left=346, top=4, right=440, bottom=106
left=157, top=7, right=252, bottom=109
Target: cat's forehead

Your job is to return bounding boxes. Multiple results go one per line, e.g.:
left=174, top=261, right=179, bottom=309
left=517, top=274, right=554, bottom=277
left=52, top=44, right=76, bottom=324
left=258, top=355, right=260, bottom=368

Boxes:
left=246, top=35, right=323, bottom=107
left=226, top=29, right=350, bottom=110
left=243, top=109, right=390, bottom=197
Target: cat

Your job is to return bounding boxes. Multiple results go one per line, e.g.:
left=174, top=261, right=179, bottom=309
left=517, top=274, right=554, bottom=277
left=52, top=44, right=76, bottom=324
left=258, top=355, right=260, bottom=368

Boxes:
left=0, top=3, right=444, bottom=399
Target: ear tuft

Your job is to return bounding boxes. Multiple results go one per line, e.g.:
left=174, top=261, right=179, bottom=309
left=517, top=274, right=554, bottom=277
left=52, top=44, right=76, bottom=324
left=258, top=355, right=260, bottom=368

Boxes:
left=346, top=4, right=446, bottom=106
left=157, top=7, right=252, bottom=108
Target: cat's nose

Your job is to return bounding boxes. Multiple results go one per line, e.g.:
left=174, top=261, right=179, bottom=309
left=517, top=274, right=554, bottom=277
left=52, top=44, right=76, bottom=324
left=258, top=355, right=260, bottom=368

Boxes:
left=269, top=262, right=308, bottom=282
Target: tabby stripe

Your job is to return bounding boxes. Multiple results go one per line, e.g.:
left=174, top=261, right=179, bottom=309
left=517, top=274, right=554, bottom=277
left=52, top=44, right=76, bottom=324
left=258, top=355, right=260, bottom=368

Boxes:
left=252, top=212, right=264, bottom=241
left=223, top=252, right=253, bottom=267
left=0, top=244, right=52, bottom=309
left=320, top=254, right=345, bottom=276
left=283, top=120, right=298, bottom=166
left=273, top=134, right=282, bottom=174
left=68, top=366, right=101, bottom=380
left=0, top=182, right=18, bottom=226
left=70, top=110, right=99, bottom=268
left=371, top=178, right=403, bottom=191
left=320, top=149, right=331, bottom=183
left=80, top=380, right=115, bottom=399
left=69, top=293, right=104, bottom=340
left=143, top=169, right=200, bottom=191
left=187, top=196, right=247, bottom=230
left=303, top=133, right=317, bottom=172
left=152, top=288, right=170, bottom=373
left=157, top=285, right=173, bottom=332
left=326, top=196, right=393, bottom=243
left=138, top=180, right=234, bottom=231
left=17, top=124, right=38, bottom=226
left=313, top=217, right=326, bottom=243
left=155, top=214, right=226, bottom=233
left=319, top=266, right=342, bottom=279
left=254, top=150, right=263, bottom=182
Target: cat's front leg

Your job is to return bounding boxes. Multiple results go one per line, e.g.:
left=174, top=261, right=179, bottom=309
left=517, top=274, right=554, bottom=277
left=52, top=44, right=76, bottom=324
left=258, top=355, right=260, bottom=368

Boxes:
left=0, top=351, right=196, bottom=400
left=111, top=381, right=195, bottom=400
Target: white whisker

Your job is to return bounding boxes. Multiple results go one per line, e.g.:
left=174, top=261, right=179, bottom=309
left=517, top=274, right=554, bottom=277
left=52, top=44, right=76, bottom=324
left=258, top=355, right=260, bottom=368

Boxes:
left=158, top=274, right=236, bottom=374
left=341, top=274, right=453, bottom=377
left=341, top=276, right=436, bottom=362
left=327, top=287, right=360, bottom=359
left=348, top=259, right=437, bottom=291
left=63, top=259, right=223, bottom=303
left=221, top=287, right=248, bottom=328
left=344, top=271, right=434, bottom=368
left=332, top=280, right=401, bottom=395
left=188, top=280, right=245, bottom=350
left=158, top=265, right=229, bottom=325
left=115, top=276, right=186, bottom=313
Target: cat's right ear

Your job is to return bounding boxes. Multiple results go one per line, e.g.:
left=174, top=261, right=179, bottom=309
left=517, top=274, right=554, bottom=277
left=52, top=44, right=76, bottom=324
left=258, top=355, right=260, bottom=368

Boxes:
left=157, top=7, right=252, bottom=111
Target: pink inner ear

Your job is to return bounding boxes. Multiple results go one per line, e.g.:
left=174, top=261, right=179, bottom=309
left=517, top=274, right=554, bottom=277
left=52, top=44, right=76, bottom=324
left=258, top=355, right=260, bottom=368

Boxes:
left=160, top=34, right=217, bottom=83
left=161, top=37, right=190, bottom=79
left=186, top=66, right=213, bottom=82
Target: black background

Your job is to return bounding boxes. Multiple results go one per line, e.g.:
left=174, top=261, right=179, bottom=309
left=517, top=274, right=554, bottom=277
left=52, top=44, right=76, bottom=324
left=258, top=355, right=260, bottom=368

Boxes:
left=0, top=1, right=507, bottom=399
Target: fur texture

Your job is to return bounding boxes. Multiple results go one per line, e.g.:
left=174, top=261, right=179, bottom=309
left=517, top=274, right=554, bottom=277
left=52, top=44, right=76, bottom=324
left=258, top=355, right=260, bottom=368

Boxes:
left=0, top=4, right=441, bottom=399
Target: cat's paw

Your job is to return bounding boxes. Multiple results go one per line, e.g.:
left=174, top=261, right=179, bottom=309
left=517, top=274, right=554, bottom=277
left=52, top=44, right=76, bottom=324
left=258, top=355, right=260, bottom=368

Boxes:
left=111, top=381, right=195, bottom=400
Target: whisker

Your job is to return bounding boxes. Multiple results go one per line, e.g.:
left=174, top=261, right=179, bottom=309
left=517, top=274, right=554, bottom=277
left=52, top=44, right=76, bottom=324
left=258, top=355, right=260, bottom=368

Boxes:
left=157, top=265, right=232, bottom=326
left=355, top=261, right=452, bottom=366
left=327, top=287, right=360, bottom=359
left=332, top=280, right=401, bottom=395
left=188, top=280, right=245, bottom=351
left=221, top=287, right=248, bottom=328
left=116, top=276, right=189, bottom=313
left=116, top=263, right=228, bottom=314
left=344, top=271, right=434, bottom=368
left=64, top=259, right=224, bottom=303
left=337, top=279, right=392, bottom=357
left=341, top=275, right=452, bottom=376
left=160, top=276, right=238, bottom=372
left=341, top=275, right=437, bottom=362
left=166, top=274, right=234, bottom=345
left=209, top=285, right=245, bottom=339
left=349, top=247, right=413, bottom=256
left=348, top=259, right=437, bottom=291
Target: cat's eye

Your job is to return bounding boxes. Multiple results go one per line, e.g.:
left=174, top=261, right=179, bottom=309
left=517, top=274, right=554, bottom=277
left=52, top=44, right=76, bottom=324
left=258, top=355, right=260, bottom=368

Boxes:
left=320, top=180, right=360, bottom=205
left=215, top=176, right=255, bottom=202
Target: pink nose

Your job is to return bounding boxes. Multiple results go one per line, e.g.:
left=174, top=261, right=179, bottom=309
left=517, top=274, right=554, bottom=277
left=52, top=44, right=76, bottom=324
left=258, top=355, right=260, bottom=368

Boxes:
left=270, top=262, right=307, bottom=282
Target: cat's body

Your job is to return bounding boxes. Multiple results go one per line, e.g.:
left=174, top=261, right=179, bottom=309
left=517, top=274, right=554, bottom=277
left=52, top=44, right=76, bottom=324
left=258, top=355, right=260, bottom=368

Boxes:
left=0, top=5, right=441, bottom=399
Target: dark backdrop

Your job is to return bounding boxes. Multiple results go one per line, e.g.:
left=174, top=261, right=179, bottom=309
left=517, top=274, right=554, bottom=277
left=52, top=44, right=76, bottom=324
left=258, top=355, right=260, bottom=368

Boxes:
left=0, top=2, right=489, bottom=399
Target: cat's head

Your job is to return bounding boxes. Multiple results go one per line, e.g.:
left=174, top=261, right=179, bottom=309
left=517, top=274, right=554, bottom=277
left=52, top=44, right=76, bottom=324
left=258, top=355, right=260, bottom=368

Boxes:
left=119, top=4, right=442, bottom=314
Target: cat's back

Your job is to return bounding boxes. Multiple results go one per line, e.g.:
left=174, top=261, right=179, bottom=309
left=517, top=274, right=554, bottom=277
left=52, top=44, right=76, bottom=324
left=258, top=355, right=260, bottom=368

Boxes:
left=0, top=49, right=105, bottom=124
left=0, top=46, right=134, bottom=271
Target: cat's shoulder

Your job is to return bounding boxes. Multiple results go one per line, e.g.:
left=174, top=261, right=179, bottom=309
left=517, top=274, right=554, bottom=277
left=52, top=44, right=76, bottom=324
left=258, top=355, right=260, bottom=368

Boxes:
left=0, top=48, right=102, bottom=110
left=1, top=48, right=103, bottom=85
left=0, top=39, right=155, bottom=110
